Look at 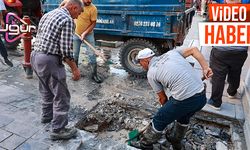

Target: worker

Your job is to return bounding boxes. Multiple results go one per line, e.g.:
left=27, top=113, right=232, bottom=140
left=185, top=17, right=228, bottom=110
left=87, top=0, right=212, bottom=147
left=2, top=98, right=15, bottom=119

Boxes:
left=207, top=46, right=248, bottom=110
left=130, top=47, right=213, bottom=150
left=73, top=0, right=102, bottom=83
left=0, top=0, right=13, bottom=67
left=31, top=0, right=82, bottom=140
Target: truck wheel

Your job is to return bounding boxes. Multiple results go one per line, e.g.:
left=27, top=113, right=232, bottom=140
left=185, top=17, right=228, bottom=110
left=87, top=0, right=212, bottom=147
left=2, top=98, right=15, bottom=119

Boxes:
left=119, top=38, right=158, bottom=77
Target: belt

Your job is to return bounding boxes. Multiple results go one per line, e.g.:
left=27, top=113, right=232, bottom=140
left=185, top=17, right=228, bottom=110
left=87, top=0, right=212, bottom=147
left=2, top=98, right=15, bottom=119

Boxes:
left=34, top=51, right=63, bottom=65
left=35, top=51, right=61, bottom=57
left=194, top=89, right=206, bottom=97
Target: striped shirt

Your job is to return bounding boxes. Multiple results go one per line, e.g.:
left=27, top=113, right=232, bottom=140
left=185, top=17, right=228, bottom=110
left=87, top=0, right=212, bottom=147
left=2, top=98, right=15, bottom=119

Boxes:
left=34, top=8, right=74, bottom=60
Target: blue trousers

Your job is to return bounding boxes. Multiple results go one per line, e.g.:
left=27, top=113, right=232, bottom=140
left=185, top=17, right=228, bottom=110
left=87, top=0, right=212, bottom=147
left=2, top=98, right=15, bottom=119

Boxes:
left=152, top=91, right=206, bottom=131
left=73, top=32, right=97, bottom=64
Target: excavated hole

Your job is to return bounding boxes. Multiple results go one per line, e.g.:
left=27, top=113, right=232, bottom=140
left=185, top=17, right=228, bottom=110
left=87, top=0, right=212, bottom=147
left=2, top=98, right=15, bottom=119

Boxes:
left=74, top=98, right=242, bottom=149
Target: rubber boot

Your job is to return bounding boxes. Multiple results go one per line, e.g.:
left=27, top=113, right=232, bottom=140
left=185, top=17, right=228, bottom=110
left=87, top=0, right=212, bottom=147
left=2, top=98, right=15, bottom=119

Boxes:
left=166, top=122, right=188, bottom=150
left=90, top=63, right=103, bottom=83
left=130, top=124, right=162, bottom=150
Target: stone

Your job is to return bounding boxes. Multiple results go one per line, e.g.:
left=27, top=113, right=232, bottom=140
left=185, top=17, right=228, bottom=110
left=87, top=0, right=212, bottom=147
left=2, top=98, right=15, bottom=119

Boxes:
left=16, top=139, right=50, bottom=150
left=200, top=145, right=206, bottom=150
left=84, top=124, right=99, bottom=132
left=115, top=93, right=121, bottom=98
left=231, top=132, right=241, bottom=142
left=49, top=139, right=82, bottom=150
left=4, top=120, right=40, bottom=138
left=216, top=141, right=228, bottom=150
left=0, top=134, right=26, bottom=150
left=205, top=128, right=220, bottom=137
left=107, top=135, right=113, bottom=138
left=0, top=85, right=31, bottom=104
left=119, top=97, right=125, bottom=100
left=234, top=142, right=243, bottom=150
left=0, top=129, right=12, bottom=142
left=0, top=115, right=14, bottom=128
left=142, top=120, right=149, bottom=126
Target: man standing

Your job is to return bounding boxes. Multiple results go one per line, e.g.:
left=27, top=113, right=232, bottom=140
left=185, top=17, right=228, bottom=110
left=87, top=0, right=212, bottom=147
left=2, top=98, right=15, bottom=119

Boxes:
left=0, top=0, right=13, bottom=67
left=207, top=46, right=248, bottom=110
left=73, top=0, right=102, bottom=83
left=31, top=0, right=83, bottom=140
left=131, top=47, right=213, bottom=150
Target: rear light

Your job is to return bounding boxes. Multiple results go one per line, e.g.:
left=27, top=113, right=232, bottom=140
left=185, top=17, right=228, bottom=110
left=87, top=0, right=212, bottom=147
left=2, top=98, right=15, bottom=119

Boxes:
left=6, top=0, right=16, bottom=3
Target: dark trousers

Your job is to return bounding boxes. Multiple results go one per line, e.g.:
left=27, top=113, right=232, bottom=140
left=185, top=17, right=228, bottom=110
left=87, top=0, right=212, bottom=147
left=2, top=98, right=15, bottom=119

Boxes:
left=31, top=51, right=71, bottom=132
left=152, top=91, right=206, bottom=131
left=0, top=38, right=8, bottom=59
left=209, top=48, right=248, bottom=107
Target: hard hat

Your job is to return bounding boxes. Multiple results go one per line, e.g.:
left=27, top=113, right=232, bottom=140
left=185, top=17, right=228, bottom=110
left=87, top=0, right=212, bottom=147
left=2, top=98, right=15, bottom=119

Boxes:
left=137, top=48, right=155, bottom=60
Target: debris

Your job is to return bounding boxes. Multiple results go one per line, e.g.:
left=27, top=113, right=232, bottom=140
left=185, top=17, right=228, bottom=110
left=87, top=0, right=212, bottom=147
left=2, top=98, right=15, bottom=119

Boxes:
left=216, top=141, right=228, bottom=150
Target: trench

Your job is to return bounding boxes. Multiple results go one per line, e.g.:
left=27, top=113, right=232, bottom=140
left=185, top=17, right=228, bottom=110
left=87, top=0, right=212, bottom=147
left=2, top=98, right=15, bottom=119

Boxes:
left=73, top=98, right=244, bottom=150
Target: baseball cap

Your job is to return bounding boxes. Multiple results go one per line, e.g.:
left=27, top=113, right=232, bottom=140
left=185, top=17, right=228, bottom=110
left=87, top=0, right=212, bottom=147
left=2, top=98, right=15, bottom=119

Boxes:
left=137, top=48, right=155, bottom=60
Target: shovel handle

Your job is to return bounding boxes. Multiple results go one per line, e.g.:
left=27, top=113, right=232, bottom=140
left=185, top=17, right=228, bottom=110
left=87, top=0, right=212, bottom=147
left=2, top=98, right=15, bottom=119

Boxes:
left=75, top=34, right=107, bottom=61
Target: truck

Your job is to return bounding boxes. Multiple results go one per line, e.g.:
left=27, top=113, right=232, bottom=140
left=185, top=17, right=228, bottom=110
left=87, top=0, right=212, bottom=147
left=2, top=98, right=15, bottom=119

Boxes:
left=43, top=0, right=196, bottom=77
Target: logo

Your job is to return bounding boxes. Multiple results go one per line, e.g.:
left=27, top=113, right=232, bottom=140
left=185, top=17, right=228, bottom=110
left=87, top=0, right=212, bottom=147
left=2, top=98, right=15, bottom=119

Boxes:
left=0, top=13, right=36, bottom=43
left=199, top=4, right=250, bottom=46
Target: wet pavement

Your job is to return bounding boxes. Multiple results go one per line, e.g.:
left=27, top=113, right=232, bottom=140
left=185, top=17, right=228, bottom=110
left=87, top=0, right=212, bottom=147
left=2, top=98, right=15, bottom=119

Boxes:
left=0, top=14, right=249, bottom=150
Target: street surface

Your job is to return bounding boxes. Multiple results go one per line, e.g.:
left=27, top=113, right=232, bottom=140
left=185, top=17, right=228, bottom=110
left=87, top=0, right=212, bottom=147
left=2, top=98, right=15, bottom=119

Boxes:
left=0, top=14, right=249, bottom=150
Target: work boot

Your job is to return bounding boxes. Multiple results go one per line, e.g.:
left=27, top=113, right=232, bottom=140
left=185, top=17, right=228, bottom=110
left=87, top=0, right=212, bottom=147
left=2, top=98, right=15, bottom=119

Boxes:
left=41, top=117, right=52, bottom=124
left=50, top=127, right=77, bottom=140
left=4, top=58, right=13, bottom=67
left=130, top=124, right=162, bottom=150
left=90, top=63, right=103, bottom=83
left=166, top=122, right=188, bottom=150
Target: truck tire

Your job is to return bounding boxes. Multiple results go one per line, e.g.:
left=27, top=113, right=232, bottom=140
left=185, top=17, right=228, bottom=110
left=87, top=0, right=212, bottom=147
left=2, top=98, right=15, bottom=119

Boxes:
left=119, top=38, right=158, bottom=77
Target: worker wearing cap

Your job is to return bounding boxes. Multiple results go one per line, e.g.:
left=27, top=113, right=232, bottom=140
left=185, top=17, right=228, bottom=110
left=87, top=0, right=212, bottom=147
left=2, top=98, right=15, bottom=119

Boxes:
left=130, top=47, right=213, bottom=150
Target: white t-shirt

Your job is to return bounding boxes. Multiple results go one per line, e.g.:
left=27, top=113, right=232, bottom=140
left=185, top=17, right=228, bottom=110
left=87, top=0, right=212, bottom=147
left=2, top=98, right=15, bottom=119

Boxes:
left=0, top=0, right=6, bottom=11
left=147, top=48, right=204, bottom=101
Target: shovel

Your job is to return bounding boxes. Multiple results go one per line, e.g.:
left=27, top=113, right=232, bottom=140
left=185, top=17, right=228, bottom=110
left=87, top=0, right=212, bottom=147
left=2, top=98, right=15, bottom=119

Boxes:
left=75, top=33, right=108, bottom=61
left=126, top=122, right=151, bottom=145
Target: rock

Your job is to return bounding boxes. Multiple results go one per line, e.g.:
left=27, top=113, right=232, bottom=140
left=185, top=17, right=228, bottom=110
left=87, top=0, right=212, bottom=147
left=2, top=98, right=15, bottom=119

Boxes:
left=192, top=135, right=203, bottom=144
left=84, top=124, right=99, bottom=132
left=184, top=142, right=193, bottom=150
left=205, top=129, right=220, bottom=137
left=142, top=120, right=149, bottom=126
left=115, top=93, right=121, bottom=98
left=124, top=118, right=130, bottom=124
left=231, top=132, right=241, bottom=142
left=234, top=142, right=242, bottom=150
left=216, top=141, right=228, bottom=150
left=107, top=135, right=113, bottom=138
left=119, top=96, right=125, bottom=100
left=200, top=145, right=206, bottom=150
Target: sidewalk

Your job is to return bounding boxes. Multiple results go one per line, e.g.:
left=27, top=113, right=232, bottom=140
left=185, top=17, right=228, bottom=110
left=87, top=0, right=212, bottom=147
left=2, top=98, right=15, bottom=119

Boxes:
left=182, top=14, right=250, bottom=121
left=0, top=64, right=136, bottom=150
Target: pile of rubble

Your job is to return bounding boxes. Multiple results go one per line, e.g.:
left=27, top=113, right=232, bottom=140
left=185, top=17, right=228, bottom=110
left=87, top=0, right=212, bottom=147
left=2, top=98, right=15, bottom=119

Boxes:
left=74, top=97, right=236, bottom=150
left=75, top=98, right=152, bottom=132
